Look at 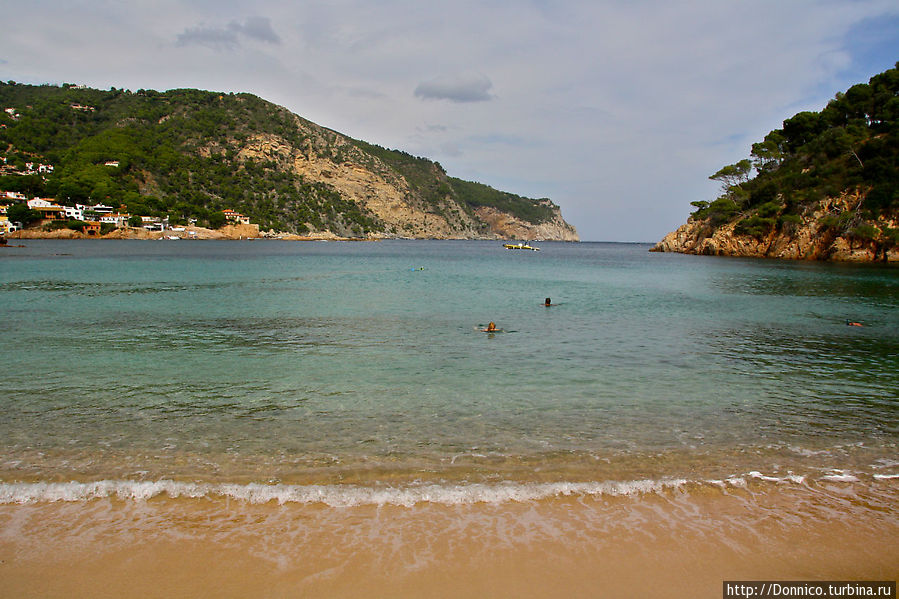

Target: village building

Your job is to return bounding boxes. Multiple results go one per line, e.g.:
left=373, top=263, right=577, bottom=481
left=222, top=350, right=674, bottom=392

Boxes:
left=64, top=206, right=84, bottom=220
left=141, top=215, right=167, bottom=231
left=32, top=205, right=66, bottom=221
left=99, top=213, right=130, bottom=228
left=222, top=209, right=251, bottom=225
left=27, top=198, right=57, bottom=208
left=23, top=163, right=55, bottom=174
left=26, top=198, right=66, bottom=220
left=75, top=203, right=114, bottom=219
left=0, top=215, right=18, bottom=234
left=80, top=222, right=102, bottom=236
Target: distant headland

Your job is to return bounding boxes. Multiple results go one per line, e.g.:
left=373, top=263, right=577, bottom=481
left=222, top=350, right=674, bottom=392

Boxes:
left=0, top=82, right=577, bottom=242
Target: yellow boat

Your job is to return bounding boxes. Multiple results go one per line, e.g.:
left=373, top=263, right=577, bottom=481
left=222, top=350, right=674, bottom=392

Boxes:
left=503, top=242, right=540, bottom=251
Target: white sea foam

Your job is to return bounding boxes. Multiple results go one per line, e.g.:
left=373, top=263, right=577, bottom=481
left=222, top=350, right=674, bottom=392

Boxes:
left=0, top=472, right=852, bottom=507
left=0, top=478, right=694, bottom=507
left=821, top=470, right=860, bottom=482
left=745, top=471, right=805, bottom=484
left=787, top=446, right=831, bottom=457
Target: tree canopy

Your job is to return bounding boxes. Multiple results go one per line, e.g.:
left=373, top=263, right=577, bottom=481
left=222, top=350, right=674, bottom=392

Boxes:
left=691, top=62, right=898, bottom=244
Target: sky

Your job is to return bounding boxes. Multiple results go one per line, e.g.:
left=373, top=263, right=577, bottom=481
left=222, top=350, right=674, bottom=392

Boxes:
left=1, top=1, right=897, bottom=241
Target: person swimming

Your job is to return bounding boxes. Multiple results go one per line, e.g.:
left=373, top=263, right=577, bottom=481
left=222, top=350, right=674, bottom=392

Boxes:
left=483, top=322, right=497, bottom=332
left=846, top=320, right=864, bottom=327
left=544, top=297, right=552, bottom=306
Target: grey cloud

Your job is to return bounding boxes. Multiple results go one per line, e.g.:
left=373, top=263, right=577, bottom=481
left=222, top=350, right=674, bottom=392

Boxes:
left=229, top=17, right=281, bottom=45
left=176, top=25, right=239, bottom=51
left=177, top=17, right=280, bottom=51
left=414, top=73, right=494, bottom=103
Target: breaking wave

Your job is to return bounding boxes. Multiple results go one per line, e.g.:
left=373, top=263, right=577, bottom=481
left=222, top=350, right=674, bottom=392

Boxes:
left=1, top=470, right=890, bottom=507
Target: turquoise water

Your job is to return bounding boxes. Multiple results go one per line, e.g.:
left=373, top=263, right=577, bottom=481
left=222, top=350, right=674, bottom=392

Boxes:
left=1, top=240, right=897, bottom=500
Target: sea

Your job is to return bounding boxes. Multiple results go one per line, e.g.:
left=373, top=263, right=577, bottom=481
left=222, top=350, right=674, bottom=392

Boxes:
left=1, top=239, right=897, bottom=596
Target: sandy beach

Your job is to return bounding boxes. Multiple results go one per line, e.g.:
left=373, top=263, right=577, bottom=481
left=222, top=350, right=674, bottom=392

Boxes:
left=1, top=481, right=896, bottom=598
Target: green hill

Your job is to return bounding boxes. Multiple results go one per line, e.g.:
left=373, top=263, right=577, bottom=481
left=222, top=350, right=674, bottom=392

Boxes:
left=0, top=82, right=570, bottom=238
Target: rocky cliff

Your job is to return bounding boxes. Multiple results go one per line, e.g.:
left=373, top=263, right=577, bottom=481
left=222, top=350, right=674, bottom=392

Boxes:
left=652, top=193, right=899, bottom=262
left=472, top=205, right=579, bottom=241
left=234, top=124, right=579, bottom=240
left=237, top=131, right=488, bottom=239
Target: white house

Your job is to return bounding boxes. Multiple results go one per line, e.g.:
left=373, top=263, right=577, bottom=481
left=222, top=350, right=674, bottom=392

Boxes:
left=100, top=213, right=130, bottom=228
left=141, top=215, right=166, bottom=231
left=76, top=203, right=114, bottom=215
left=64, top=206, right=84, bottom=220
left=222, top=209, right=251, bottom=225
left=27, top=198, right=57, bottom=208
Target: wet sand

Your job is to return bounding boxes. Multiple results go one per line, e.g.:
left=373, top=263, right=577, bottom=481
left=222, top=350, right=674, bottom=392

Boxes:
left=1, top=482, right=896, bottom=598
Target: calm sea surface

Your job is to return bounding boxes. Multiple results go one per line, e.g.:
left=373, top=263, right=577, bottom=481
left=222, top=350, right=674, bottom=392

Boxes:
left=1, top=239, right=897, bottom=503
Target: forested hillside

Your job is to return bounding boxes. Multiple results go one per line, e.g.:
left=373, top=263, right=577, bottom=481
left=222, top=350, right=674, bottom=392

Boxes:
left=655, top=63, right=898, bottom=261
left=0, top=82, right=574, bottom=238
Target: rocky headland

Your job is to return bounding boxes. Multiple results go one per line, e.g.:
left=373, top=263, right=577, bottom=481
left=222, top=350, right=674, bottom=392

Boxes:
left=0, top=82, right=578, bottom=242
left=652, top=193, right=898, bottom=262
left=652, top=63, right=897, bottom=263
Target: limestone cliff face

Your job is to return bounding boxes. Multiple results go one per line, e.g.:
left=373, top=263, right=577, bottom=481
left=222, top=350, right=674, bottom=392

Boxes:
left=473, top=206, right=579, bottom=241
left=652, top=195, right=898, bottom=262
left=232, top=115, right=578, bottom=240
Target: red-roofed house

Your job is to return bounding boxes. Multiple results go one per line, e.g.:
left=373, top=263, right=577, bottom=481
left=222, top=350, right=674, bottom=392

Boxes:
left=222, top=209, right=250, bottom=225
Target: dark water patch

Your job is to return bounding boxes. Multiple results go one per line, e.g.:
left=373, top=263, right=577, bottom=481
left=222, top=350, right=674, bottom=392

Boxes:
left=0, top=279, right=263, bottom=297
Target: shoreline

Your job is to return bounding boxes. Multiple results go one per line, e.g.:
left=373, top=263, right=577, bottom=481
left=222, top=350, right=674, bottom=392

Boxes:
left=5, top=224, right=374, bottom=242
left=1, top=481, right=896, bottom=598
left=4, top=226, right=579, bottom=243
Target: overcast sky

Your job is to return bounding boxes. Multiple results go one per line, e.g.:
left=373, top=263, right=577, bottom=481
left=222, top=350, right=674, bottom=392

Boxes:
left=2, top=1, right=897, bottom=241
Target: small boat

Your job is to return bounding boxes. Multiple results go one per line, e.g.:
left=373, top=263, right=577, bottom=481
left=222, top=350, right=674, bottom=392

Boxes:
left=503, top=242, right=540, bottom=251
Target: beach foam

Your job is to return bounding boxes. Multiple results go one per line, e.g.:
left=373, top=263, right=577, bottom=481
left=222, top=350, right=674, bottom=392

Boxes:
left=0, top=470, right=881, bottom=507
left=0, top=478, right=688, bottom=506
left=1, top=472, right=896, bottom=599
